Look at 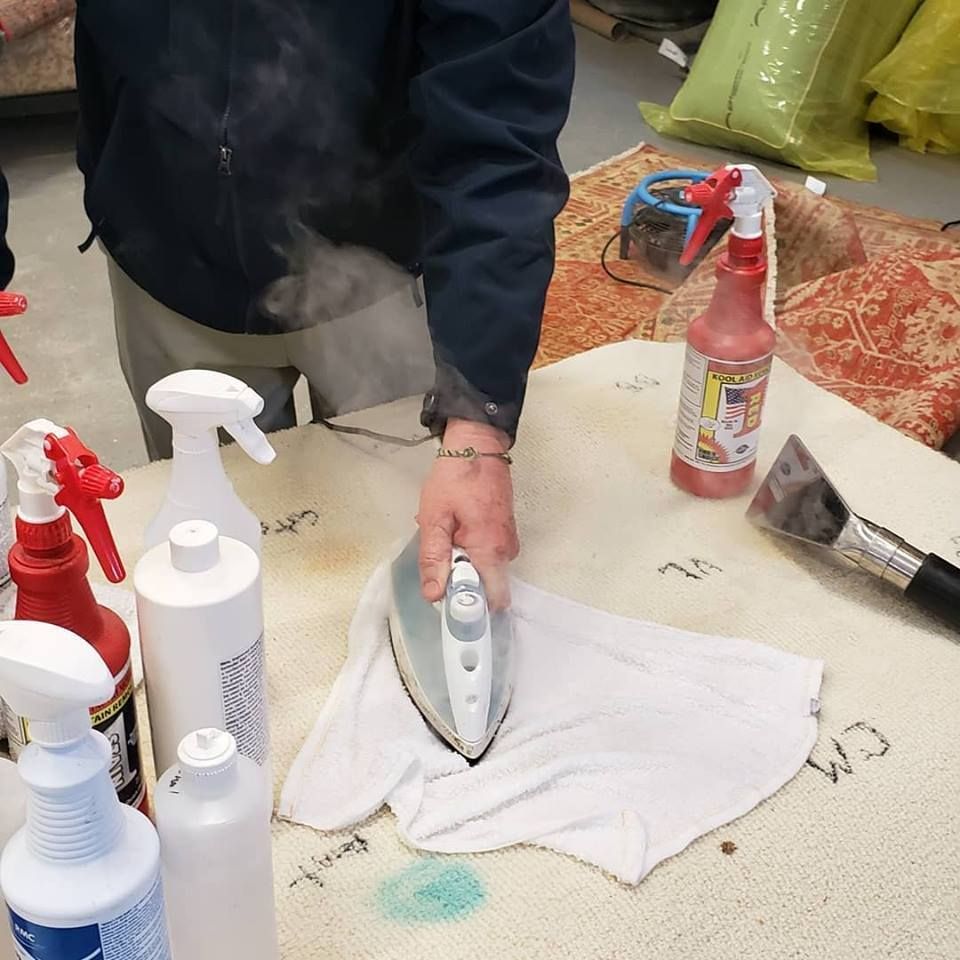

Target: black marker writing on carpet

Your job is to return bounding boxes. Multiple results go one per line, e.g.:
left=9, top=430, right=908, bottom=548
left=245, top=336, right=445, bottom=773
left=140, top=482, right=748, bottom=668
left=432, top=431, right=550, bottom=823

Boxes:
left=658, top=558, right=724, bottom=580
left=806, top=721, right=890, bottom=784
left=616, top=374, right=661, bottom=393
left=261, top=510, right=320, bottom=537
left=289, top=834, right=370, bottom=889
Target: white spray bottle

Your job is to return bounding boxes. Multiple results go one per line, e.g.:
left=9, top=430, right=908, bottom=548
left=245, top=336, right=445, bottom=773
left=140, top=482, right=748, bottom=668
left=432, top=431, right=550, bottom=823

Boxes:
left=0, top=621, right=171, bottom=960
left=145, top=370, right=276, bottom=554
left=0, top=456, right=12, bottom=591
left=154, top=728, right=279, bottom=960
left=0, top=758, right=25, bottom=960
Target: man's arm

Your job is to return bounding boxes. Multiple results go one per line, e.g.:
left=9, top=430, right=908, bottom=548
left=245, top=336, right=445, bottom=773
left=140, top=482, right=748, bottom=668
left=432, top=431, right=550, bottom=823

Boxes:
left=410, top=0, right=575, bottom=441
left=0, top=166, right=13, bottom=289
left=409, top=0, right=575, bottom=604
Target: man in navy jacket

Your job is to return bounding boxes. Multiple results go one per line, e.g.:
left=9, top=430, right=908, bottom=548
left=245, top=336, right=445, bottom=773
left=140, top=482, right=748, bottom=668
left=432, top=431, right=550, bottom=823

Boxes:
left=76, top=0, right=575, bottom=603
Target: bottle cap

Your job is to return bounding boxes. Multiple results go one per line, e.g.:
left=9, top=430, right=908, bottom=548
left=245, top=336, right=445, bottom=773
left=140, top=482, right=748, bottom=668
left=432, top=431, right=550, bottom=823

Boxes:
left=169, top=520, right=221, bottom=573
left=178, top=728, right=238, bottom=777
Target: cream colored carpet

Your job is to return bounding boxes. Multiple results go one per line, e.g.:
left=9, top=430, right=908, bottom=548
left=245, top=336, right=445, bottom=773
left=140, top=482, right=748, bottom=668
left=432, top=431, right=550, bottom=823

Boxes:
left=104, top=340, right=959, bottom=959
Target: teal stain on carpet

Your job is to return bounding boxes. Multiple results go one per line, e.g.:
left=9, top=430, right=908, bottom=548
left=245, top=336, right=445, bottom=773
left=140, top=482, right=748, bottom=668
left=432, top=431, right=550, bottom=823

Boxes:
left=377, top=860, right=486, bottom=924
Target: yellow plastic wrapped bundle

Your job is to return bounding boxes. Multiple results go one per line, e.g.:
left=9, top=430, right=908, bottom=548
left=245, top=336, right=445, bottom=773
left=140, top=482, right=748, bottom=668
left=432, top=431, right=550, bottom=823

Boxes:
left=640, top=0, right=921, bottom=181
left=864, top=0, right=960, bottom=155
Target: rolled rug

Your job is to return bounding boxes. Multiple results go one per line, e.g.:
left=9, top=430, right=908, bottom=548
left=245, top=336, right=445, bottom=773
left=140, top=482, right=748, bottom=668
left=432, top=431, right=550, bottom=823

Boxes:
left=0, top=0, right=74, bottom=43
left=570, top=0, right=628, bottom=41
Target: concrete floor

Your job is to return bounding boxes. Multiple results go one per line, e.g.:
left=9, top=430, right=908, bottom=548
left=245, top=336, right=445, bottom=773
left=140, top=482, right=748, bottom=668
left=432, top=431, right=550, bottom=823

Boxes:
left=0, top=27, right=957, bottom=472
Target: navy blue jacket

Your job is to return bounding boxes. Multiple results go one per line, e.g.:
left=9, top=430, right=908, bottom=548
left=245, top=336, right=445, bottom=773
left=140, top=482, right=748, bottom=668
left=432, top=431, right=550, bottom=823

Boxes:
left=0, top=168, right=12, bottom=290
left=75, top=0, right=575, bottom=437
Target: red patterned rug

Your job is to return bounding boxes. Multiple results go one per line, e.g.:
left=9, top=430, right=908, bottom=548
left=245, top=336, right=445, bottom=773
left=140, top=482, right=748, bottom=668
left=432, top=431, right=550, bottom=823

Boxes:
left=0, top=0, right=74, bottom=40
left=538, top=144, right=960, bottom=449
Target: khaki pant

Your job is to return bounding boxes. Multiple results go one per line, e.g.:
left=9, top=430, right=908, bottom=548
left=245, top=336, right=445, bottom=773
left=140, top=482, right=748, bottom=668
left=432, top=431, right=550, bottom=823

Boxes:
left=107, top=256, right=436, bottom=460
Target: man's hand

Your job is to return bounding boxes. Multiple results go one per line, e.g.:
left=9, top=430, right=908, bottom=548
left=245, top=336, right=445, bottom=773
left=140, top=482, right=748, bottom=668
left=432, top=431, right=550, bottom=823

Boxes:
left=417, top=418, right=519, bottom=609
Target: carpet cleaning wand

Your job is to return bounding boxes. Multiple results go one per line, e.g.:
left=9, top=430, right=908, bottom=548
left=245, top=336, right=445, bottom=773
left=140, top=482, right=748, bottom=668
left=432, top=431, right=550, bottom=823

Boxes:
left=669, top=164, right=777, bottom=499
left=748, top=435, right=960, bottom=631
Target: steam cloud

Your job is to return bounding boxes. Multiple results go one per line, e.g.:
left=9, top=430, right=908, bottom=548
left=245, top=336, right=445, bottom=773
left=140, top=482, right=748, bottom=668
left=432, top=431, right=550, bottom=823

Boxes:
left=261, top=227, right=412, bottom=333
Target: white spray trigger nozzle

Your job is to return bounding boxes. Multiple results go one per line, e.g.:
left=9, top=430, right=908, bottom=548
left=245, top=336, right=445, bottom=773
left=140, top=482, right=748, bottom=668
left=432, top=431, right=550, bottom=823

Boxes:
left=146, top=370, right=262, bottom=419
left=725, top=163, right=776, bottom=239
left=1, top=418, right=70, bottom=522
left=146, top=370, right=275, bottom=464
left=143, top=369, right=274, bottom=553
left=224, top=417, right=276, bottom=465
left=0, top=621, right=113, bottom=746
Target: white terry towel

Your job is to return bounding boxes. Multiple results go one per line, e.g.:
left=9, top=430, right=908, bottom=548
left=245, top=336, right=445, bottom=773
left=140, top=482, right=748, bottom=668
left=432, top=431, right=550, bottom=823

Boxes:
left=279, top=565, right=824, bottom=884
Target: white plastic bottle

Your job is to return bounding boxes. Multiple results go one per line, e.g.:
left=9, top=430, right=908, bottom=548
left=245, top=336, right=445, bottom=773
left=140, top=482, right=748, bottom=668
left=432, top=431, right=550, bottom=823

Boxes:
left=144, top=370, right=276, bottom=554
left=0, top=454, right=11, bottom=754
left=0, top=621, right=171, bottom=960
left=155, top=729, right=279, bottom=960
left=134, top=520, right=271, bottom=779
left=2, top=439, right=15, bottom=750
left=0, top=456, right=12, bottom=591
left=0, top=758, right=25, bottom=960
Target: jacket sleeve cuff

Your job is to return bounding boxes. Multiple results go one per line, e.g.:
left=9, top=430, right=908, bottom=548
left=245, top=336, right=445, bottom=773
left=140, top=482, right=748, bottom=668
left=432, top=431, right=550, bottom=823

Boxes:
left=420, top=361, right=523, bottom=444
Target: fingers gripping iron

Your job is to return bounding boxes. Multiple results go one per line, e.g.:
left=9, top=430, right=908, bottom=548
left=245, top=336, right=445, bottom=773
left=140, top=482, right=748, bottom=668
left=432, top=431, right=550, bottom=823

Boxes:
left=388, top=533, right=513, bottom=761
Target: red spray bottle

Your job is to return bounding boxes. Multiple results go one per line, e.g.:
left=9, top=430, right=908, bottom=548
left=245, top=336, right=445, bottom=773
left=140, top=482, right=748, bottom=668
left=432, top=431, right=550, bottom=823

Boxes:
left=0, top=418, right=149, bottom=815
left=670, top=164, right=777, bottom=499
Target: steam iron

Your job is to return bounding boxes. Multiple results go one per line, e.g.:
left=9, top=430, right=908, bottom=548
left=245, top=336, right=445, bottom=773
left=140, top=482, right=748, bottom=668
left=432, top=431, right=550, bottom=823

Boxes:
left=388, top=533, right=513, bottom=761
left=747, top=435, right=960, bottom=631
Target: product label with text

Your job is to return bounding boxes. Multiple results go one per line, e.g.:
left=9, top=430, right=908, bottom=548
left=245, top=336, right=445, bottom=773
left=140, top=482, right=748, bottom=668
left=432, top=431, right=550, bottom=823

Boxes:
left=219, top=634, right=269, bottom=767
left=89, top=662, right=146, bottom=810
left=673, top=346, right=772, bottom=472
left=9, top=875, right=171, bottom=960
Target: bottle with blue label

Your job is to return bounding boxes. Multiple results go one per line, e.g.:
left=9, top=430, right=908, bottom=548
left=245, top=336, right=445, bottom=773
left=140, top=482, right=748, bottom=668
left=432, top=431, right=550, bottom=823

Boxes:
left=0, top=621, right=171, bottom=960
left=0, top=758, right=25, bottom=960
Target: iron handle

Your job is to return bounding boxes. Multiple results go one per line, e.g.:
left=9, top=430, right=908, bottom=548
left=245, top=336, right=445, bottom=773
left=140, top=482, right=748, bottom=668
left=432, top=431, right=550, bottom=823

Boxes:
left=904, top=554, right=960, bottom=631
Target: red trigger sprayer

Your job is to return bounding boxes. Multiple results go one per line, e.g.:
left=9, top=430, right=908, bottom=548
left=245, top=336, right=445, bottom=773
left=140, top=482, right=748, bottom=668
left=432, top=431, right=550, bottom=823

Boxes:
left=0, top=419, right=149, bottom=815
left=670, top=164, right=777, bottom=499
left=0, top=291, right=28, bottom=384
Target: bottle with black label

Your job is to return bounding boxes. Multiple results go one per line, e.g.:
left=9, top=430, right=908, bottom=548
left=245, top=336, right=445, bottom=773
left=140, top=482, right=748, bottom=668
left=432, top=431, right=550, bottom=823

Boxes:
left=0, top=757, right=25, bottom=960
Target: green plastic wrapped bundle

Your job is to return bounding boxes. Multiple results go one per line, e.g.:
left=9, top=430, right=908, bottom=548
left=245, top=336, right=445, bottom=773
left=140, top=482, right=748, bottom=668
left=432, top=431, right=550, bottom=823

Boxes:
left=640, top=0, right=921, bottom=181
left=864, top=0, right=960, bottom=155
